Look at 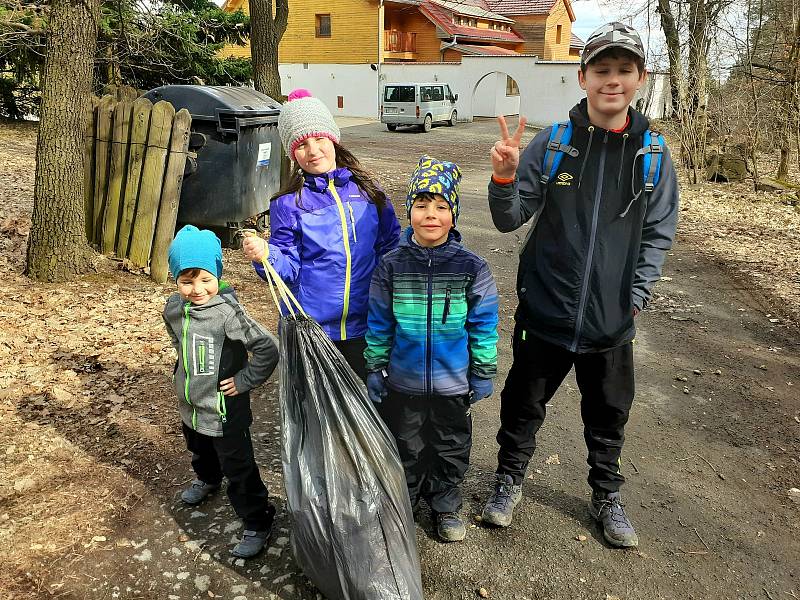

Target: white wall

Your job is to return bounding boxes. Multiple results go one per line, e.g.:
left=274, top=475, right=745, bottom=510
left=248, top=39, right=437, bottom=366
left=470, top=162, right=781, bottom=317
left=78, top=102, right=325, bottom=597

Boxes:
left=472, top=72, right=521, bottom=117
left=473, top=72, right=498, bottom=117
left=279, top=64, right=379, bottom=118
left=634, top=72, right=670, bottom=120
left=284, top=57, right=585, bottom=125
left=383, top=57, right=582, bottom=126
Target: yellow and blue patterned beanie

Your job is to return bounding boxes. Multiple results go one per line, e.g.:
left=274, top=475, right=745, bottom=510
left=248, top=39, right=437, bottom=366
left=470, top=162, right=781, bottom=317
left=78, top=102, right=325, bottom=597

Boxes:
left=405, top=155, right=462, bottom=225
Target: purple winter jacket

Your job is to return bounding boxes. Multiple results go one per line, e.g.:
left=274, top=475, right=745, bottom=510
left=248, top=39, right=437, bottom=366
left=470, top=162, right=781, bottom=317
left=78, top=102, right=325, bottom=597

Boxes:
left=254, top=167, right=401, bottom=340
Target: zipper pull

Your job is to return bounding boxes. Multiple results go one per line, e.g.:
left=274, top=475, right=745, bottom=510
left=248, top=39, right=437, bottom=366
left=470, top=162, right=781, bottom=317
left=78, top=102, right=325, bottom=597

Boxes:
left=442, top=285, right=451, bottom=324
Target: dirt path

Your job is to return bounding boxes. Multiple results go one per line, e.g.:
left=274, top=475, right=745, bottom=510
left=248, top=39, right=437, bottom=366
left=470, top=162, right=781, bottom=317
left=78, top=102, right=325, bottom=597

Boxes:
left=1, top=119, right=798, bottom=599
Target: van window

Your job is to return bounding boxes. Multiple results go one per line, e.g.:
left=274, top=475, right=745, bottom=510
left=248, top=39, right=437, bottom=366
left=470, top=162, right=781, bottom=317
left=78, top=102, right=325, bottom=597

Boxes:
left=384, top=86, right=415, bottom=102
left=420, top=86, right=444, bottom=101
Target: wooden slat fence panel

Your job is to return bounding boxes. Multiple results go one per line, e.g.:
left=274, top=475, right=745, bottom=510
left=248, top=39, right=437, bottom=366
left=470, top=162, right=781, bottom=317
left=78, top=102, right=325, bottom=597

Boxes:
left=92, top=95, right=114, bottom=244
left=116, top=97, right=152, bottom=258
left=128, top=100, right=175, bottom=268
left=101, top=100, right=133, bottom=254
left=150, top=109, right=192, bottom=283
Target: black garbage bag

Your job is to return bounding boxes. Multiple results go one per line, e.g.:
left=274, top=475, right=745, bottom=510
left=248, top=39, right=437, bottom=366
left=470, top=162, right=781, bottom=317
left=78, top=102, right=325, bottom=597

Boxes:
left=279, top=315, right=424, bottom=600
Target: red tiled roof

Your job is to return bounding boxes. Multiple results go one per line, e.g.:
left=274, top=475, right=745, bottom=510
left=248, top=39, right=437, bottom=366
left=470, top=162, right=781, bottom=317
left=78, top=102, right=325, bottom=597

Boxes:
left=450, top=43, right=521, bottom=55
left=485, top=0, right=558, bottom=15
left=570, top=32, right=584, bottom=49
left=421, top=0, right=526, bottom=44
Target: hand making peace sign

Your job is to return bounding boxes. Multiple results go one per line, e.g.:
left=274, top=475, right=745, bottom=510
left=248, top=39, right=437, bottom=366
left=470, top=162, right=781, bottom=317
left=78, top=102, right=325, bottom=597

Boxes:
left=491, top=115, right=528, bottom=179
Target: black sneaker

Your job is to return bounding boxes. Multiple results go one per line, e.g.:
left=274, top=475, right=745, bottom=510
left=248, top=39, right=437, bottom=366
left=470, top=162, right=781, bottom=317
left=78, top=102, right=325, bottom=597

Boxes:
left=481, top=473, right=522, bottom=527
left=231, top=505, right=276, bottom=559
left=589, top=490, right=639, bottom=548
left=435, top=512, right=466, bottom=542
left=230, top=529, right=270, bottom=558
left=180, top=479, right=220, bottom=505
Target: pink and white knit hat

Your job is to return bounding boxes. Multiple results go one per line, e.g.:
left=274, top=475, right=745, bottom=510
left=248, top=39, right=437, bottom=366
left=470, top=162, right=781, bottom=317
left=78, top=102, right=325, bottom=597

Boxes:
left=277, top=89, right=341, bottom=161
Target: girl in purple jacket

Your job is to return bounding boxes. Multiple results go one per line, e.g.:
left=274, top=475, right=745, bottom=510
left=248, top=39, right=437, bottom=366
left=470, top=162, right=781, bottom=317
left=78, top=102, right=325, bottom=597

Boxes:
left=242, top=89, right=400, bottom=379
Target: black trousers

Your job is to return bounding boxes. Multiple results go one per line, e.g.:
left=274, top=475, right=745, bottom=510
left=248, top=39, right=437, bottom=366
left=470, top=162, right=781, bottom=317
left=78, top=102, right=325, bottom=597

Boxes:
left=333, top=336, right=367, bottom=383
left=496, top=324, right=635, bottom=493
left=182, top=424, right=273, bottom=530
left=379, top=390, right=472, bottom=513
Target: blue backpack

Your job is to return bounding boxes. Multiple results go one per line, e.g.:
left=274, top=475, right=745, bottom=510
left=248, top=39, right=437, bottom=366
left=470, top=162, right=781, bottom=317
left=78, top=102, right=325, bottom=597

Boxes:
left=540, top=121, right=665, bottom=198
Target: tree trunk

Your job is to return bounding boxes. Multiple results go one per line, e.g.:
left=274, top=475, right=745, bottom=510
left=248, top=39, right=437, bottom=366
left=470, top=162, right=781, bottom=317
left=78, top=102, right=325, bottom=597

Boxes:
left=776, top=11, right=799, bottom=180
left=250, top=0, right=288, bottom=100
left=656, top=0, right=682, bottom=119
left=26, top=0, right=100, bottom=282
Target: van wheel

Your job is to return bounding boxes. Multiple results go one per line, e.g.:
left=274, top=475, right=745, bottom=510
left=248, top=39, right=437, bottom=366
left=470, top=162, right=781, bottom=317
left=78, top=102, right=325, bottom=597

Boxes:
left=421, top=115, right=432, bottom=132
left=387, top=124, right=397, bottom=131
left=448, top=111, right=457, bottom=127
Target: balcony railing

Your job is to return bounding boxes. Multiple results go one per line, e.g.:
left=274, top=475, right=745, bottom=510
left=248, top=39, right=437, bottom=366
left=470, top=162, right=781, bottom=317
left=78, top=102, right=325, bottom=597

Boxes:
left=385, top=30, right=417, bottom=53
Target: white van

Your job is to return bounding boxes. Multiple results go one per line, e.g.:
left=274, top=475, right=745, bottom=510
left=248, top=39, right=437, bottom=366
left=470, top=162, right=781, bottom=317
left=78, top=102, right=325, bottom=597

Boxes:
left=381, top=82, right=459, bottom=132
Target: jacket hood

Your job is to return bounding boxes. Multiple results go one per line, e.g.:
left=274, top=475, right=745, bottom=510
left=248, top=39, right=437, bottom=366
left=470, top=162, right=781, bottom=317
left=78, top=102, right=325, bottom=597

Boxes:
left=569, top=98, right=649, bottom=136
left=568, top=98, right=651, bottom=205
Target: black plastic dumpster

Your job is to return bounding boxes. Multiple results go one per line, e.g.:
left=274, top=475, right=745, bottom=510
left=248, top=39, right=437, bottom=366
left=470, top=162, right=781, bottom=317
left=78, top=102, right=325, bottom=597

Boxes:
left=142, top=85, right=282, bottom=246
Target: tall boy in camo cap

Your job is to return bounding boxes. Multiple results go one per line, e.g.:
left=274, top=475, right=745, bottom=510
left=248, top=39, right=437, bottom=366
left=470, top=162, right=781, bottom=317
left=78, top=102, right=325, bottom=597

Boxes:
left=483, top=21, right=679, bottom=548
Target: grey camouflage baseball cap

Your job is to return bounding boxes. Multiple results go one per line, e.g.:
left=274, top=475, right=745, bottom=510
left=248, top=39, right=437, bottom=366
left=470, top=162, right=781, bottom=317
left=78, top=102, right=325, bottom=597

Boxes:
left=581, top=22, right=645, bottom=67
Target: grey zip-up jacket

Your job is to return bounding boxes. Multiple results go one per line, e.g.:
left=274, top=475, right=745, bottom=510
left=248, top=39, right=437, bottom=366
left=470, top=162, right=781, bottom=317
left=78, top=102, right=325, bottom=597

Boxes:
left=489, top=99, right=679, bottom=352
left=163, top=285, right=279, bottom=437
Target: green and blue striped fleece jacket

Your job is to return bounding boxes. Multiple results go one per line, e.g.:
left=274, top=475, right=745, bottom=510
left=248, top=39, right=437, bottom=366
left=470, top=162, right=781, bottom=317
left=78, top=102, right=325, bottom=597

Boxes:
left=365, top=228, right=499, bottom=397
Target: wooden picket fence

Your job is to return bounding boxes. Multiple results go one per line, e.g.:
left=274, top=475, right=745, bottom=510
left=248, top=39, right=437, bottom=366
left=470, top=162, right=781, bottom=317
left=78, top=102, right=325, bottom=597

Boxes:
left=83, top=89, right=192, bottom=283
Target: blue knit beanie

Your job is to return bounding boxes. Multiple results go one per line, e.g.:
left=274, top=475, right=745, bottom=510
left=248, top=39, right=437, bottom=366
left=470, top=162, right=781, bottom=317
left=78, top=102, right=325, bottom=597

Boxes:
left=168, top=225, right=223, bottom=280
left=406, top=155, right=462, bottom=225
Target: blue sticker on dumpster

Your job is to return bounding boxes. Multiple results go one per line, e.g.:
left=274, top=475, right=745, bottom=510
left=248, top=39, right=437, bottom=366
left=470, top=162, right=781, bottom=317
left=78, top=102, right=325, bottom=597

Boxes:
left=257, top=143, right=272, bottom=167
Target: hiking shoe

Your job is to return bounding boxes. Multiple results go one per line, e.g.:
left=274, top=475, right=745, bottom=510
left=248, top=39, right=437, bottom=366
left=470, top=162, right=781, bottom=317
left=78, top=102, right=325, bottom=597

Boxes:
left=589, top=490, right=639, bottom=548
left=435, top=512, right=466, bottom=542
left=180, top=479, right=220, bottom=505
left=481, top=473, right=522, bottom=527
left=230, top=529, right=270, bottom=559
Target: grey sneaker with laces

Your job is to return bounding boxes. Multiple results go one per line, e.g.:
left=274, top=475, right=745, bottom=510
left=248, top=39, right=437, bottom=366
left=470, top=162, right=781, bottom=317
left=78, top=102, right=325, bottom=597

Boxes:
left=481, top=473, right=522, bottom=527
left=180, top=479, right=220, bottom=505
left=589, top=490, right=639, bottom=548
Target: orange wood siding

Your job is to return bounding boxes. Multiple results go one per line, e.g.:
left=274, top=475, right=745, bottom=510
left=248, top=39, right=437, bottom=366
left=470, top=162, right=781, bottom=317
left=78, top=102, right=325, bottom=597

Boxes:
left=442, top=48, right=463, bottom=63
left=543, top=0, right=574, bottom=60
left=280, top=0, right=378, bottom=63
left=220, top=0, right=380, bottom=63
left=511, top=15, right=547, bottom=57
left=384, top=6, right=443, bottom=62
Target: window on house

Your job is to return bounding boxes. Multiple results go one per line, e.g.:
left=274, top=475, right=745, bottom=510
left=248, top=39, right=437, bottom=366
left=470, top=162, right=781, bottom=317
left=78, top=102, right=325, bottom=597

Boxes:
left=556, top=24, right=562, bottom=44
left=315, top=14, right=331, bottom=38
left=506, top=76, right=519, bottom=97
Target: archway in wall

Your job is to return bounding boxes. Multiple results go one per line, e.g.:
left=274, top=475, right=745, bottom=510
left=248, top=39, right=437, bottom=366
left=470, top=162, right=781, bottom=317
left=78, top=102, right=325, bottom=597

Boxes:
left=471, top=71, right=521, bottom=119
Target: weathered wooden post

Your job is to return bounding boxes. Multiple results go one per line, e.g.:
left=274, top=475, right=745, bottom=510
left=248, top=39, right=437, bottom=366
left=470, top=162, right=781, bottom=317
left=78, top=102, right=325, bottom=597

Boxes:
left=150, top=109, right=192, bottom=283
left=101, top=99, right=133, bottom=254
left=92, top=94, right=114, bottom=244
left=117, top=97, right=152, bottom=257
left=83, top=97, right=98, bottom=241
left=128, top=100, right=175, bottom=267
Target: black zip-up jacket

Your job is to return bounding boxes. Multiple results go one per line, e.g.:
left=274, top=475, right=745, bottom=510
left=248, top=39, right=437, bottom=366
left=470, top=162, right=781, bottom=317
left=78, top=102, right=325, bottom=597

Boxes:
left=488, top=99, right=679, bottom=353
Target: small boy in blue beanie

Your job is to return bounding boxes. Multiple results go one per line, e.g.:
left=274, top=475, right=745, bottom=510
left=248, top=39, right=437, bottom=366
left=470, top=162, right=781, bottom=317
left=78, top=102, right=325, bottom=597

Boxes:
left=163, top=225, right=279, bottom=559
left=365, top=156, right=499, bottom=543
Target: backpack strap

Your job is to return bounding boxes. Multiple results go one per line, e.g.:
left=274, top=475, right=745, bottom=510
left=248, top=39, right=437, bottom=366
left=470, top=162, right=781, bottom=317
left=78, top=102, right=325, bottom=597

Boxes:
left=540, top=121, right=578, bottom=185
left=641, top=129, right=665, bottom=193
